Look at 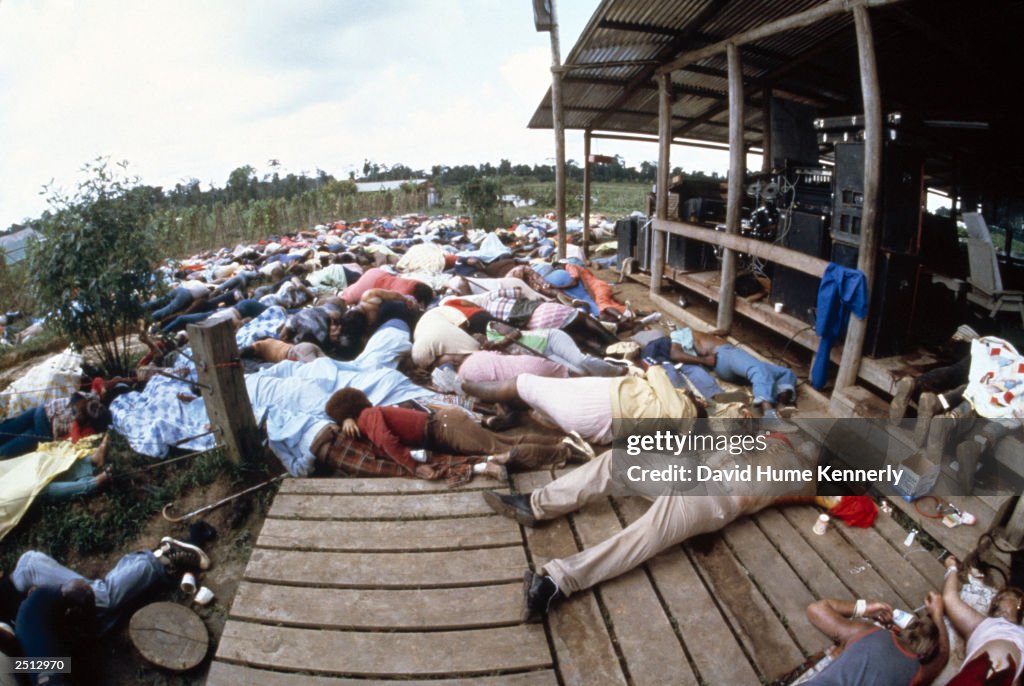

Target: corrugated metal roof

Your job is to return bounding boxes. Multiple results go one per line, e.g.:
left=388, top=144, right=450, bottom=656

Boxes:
left=528, top=0, right=1022, bottom=182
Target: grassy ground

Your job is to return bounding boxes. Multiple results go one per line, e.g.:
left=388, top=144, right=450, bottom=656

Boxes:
left=0, top=419, right=282, bottom=685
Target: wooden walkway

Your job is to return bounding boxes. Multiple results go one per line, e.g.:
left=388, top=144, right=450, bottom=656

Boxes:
left=202, top=469, right=991, bottom=685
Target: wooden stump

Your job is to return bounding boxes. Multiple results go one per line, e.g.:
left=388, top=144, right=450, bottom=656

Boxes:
left=129, top=602, right=208, bottom=672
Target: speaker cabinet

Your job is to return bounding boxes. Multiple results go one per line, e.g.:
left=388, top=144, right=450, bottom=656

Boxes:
left=771, top=211, right=829, bottom=325
left=831, top=242, right=920, bottom=358
left=832, top=142, right=923, bottom=255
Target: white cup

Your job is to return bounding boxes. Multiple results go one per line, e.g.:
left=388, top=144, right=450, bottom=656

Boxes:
left=180, top=572, right=197, bottom=595
left=194, top=586, right=215, bottom=606
left=774, top=302, right=784, bottom=314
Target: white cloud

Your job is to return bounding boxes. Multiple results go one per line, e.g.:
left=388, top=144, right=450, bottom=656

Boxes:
left=0, top=1, right=732, bottom=228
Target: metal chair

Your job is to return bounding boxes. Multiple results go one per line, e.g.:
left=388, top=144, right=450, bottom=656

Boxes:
left=963, top=212, right=1024, bottom=324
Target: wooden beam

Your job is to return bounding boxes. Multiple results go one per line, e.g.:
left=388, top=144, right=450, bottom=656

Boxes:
left=651, top=73, right=672, bottom=297
left=717, top=42, right=744, bottom=333
left=187, top=318, right=262, bottom=465
left=762, top=88, right=773, bottom=171
left=549, top=0, right=567, bottom=260
left=588, top=0, right=728, bottom=131
left=682, top=64, right=847, bottom=106
left=835, top=4, right=882, bottom=391
left=591, top=132, right=765, bottom=156
left=653, top=219, right=830, bottom=277
left=673, top=24, right=856, bottom=138
left=582, top=129, right=592, bottom=259
left=657, top=0, right=908, bottom=76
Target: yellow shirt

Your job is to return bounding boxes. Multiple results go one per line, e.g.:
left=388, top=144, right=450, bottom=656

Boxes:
left=610, top=365, right=697, bottom=421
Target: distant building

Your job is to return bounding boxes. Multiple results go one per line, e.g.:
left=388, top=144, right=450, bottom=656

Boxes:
left=0, top=227, right=40, bottom=264
left=501, top=194, right=537, bottom=208
left=353, top=179, right=438, bottom=208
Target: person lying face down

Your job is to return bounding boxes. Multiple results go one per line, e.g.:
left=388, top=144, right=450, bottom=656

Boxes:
left=482, top=435, right=879, bottom=623
left=323, top=387, right=585, bottom=481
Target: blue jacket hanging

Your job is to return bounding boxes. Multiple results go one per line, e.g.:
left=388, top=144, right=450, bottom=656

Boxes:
left=811, top=263, right=869, bottom=389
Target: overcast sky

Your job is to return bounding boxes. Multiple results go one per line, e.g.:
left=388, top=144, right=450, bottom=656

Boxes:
left=0, top=0, right=735, bottom=229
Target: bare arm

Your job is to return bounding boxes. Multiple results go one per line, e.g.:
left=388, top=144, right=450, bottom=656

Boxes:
left=913, top=591, right=949, bottom=686
left=941, top=555, right=985, bottom=639
left=668, top=343, right=716, bottom=367
left=806, top=598, right=890, bottom=646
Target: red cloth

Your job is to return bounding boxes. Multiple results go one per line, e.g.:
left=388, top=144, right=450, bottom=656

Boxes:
left=69, top=421, right=95, bottom=444
left=90, top=377, right=106, bottom=395
left=830, top=495, right=878, bottom=528
left=947, top=653, right=1016, bottom=685
left=357, top=407, right=428, bottom=472
left=443, top=300, right=485, bottom=319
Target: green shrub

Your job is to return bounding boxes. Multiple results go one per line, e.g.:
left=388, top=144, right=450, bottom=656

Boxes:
left=28, top=159, right=162, bottom=376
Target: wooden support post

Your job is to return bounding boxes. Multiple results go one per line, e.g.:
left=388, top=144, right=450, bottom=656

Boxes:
left=583, top=128, right=592, bottom=259
left=761, top=88, right=773, bottom=172
left=188, top=318, right=262, bottom=465
left=835, top=4, right=881, bottom=391
left=651, top=73, right=672, bottom=296
left=717, top=42, right=744, bottom=333
left=548, top=0, right=567, bottom=260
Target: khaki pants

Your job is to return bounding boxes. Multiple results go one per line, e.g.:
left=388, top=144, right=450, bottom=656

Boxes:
left=531, top=451, right=744, bottom=596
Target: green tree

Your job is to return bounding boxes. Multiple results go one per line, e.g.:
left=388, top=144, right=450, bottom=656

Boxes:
left=460, top=177, right=501, bottom=228
left=28, top=159, right=161, bottom=375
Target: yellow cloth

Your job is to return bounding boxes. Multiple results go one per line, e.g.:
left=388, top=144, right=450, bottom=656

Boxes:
left=0, top=435, right=99, bottom=541
left=396, top=243, right=446, bottom=274
left=610, top=365, right=697, bottom=421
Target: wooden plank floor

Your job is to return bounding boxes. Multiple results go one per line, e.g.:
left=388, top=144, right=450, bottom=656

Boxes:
left=208, top=472, right=954, bottom=685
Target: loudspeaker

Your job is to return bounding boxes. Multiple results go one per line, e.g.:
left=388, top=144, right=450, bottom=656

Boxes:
left=784, top=211, right=830, bottom=258
left=831, top=242, right=920, bottom=358
left=832, top=142, right=923, bottom=254
left=636, top=222, right=653, bottom=271
left=666, top=233, right=714, bottom=271
left=681, top=197, right=725, bottom=225
left=615, top=217, right=639, bottom=265
left=771, top=211, right=829, bottom=325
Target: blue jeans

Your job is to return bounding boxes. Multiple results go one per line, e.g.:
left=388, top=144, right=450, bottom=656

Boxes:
left=160, top=309, right=215, bottom=334
left=42, top=458, right=99, bottom=501
left=213, top=270, right=259, bottom=293
left=12, top=550, right=169, bottom=634
left=147, top=287, right=193, bottom=321
left=713, top=344, right=796, bottom=405
left=641, top=337, right=723, bottom=399
left=0, top=405, right=52, bottom=458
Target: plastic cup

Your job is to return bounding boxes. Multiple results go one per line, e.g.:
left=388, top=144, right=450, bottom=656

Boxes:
left=180, top=572, right=197, bottom=595
left=194, top=586, right=215, bottom=606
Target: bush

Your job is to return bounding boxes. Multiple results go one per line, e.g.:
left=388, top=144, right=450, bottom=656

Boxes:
left=460, top=177, right=501, bottom=229
left=28, top=159, right=161, bottom=376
